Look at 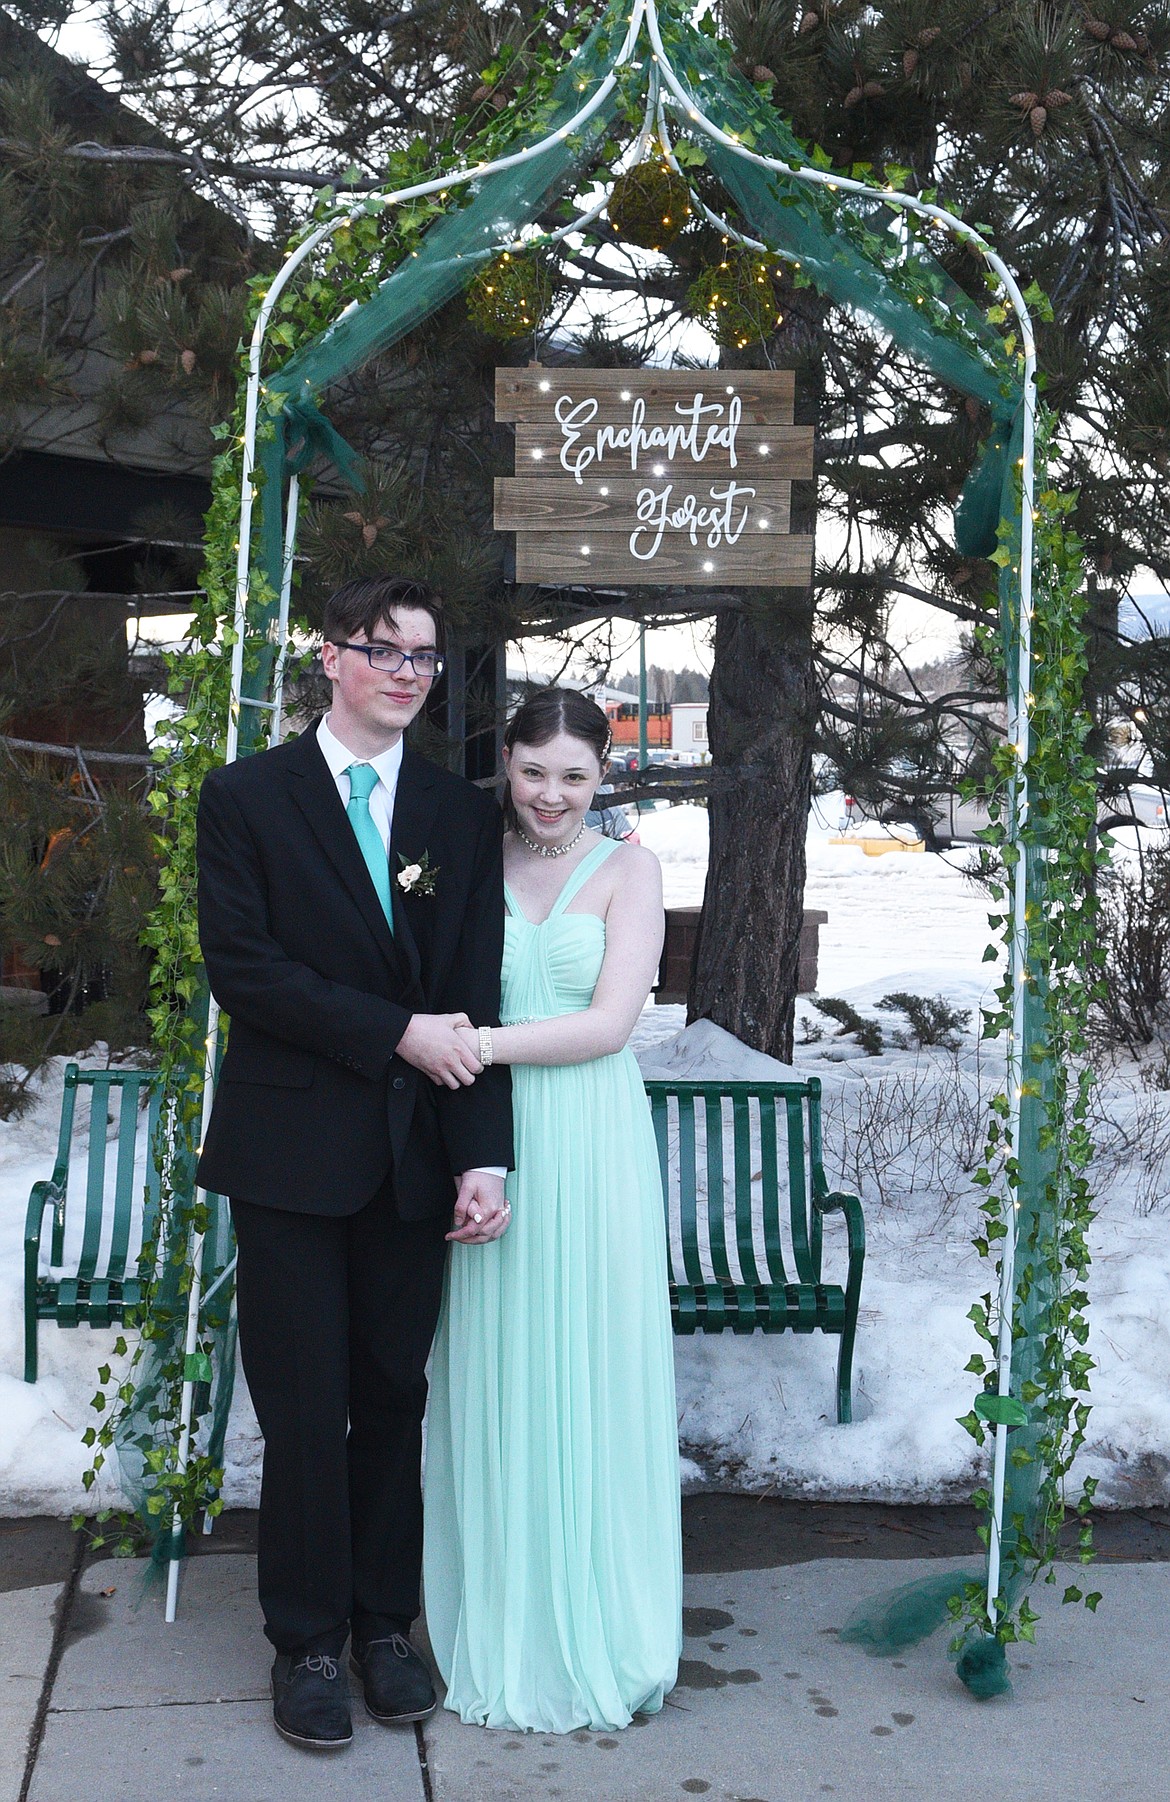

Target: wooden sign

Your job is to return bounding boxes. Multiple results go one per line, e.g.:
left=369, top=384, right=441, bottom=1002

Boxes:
left=494, top=366, right=813, bottom=588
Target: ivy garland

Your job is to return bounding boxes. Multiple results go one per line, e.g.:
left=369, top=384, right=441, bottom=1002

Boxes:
left=952, top=406, right=1104, bottom=1650
left=76, top=6, right=1100, bottom=1650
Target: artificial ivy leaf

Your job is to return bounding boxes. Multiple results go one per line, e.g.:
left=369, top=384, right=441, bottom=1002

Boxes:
left=973, top=1392, right=1029, bottom=1427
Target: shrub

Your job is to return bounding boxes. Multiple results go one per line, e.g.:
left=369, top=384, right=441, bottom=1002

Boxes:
left=876, top=991, right=971, bottom=1051
left=1093, top=847, right=1170, bottom=1050
left=811, top=995, right=885, bottom=1056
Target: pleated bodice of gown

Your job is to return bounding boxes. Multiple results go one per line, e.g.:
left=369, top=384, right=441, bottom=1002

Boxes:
left=423, top=836, right=683, bottom=1732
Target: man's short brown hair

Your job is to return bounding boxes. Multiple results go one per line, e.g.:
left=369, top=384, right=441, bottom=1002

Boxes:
left=321, top=576, right=446, bottom=654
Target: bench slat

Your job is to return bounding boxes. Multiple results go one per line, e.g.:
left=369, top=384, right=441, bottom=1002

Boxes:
left=704, top=1093, right=733, bottom=1286
left=786, top=1091, right=816, bottom=1285
left=49, top=1070, right=80, bottom=1269
left=105, top=1076, right=147, bottom=1285
left=757, top=1095, right=788, bottom=1286
left=77, top=1075, right=112, bottom=1284
left=731, top=1092, right=760, bottom=1287
left=675, top=1094, right=705, bottom=1291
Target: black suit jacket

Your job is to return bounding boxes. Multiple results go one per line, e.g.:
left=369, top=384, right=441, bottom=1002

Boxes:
left=194, top=723, right=513, bottom=1218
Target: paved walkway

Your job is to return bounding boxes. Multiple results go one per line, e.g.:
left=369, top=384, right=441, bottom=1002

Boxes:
left=4, top=1510, right=1169, bottom=1802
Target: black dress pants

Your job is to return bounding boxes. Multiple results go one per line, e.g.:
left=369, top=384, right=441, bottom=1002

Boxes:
left=231, top=1181, right=449, bottom=1654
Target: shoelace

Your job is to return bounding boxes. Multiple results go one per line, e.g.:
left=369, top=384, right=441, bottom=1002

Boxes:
left=293, top=1652, right=339, bottom=1680
left=361, top=1633, right=412, bottom=1660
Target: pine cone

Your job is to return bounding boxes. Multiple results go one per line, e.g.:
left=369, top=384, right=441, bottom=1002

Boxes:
left=1030, top=104, right=1048, bottom=134
left=1085, top=18, right=1111, bottom=39
left=799, top=10, right=820, bottom=32
left=179, top=349, right=196, bottom=374
left=843, top=83, right=865, bottom=107
left=903, top=47, right=919, bottom=75
left=1010, top=91, right=1039, bottom=108
left=1110, top=29, right=1138, bottom=49
left=752, top=64, right=777, bottom=83
left=863, top=79, right=884, bottom=97
left=1047, top=89, right=1074, bottom=106
left=918, top=26, right=941, bottom=45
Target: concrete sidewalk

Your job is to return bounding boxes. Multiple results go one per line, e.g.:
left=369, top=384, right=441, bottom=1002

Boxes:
left=5, top=1540, right=1168, bottom=1802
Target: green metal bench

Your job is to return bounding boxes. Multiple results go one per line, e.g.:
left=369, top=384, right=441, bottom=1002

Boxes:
left=24, top=1064, right=163, bottom=1383
left=645, top=1078, right=865, bottom=1424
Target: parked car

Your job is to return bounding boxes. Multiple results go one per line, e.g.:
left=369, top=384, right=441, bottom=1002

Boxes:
left=587, top=791, right=639, bottom=840
left=587, top=806, right=639, bottom=841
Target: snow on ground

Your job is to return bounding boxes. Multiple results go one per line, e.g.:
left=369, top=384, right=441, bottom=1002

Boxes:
left=2, top=799, right=1168, bottom=1516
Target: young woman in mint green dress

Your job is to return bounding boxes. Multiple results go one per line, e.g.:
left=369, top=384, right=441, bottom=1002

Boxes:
left=423, top=686, right=682, bottom=1734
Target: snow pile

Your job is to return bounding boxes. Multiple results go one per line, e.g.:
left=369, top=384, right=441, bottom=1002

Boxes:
left=630, top=1014, right=1170, bottom=1507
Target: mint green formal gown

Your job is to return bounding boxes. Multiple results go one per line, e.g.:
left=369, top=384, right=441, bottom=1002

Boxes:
left=423, top=836, right=682, bottom=1732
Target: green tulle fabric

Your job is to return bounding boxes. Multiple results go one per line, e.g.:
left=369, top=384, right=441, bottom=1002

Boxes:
left=839, top=1567, right=979, bottom=1658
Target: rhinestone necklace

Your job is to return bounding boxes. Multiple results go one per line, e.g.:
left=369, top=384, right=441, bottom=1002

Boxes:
left=515, top=820, right=587, bottom=859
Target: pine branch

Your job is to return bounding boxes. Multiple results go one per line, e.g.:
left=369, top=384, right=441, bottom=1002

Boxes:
left=1, top=734, right=154, bottom=766
left=0, top=137, right=385, bottom=191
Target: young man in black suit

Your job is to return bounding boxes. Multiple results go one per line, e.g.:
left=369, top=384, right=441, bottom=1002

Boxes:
left=195, top=575, right=513, bottom=1750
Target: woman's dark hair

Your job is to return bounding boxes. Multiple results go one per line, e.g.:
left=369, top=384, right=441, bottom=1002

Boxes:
left=322, top=575, right=446, bottom=654
left=502, top=686, right=612, bottom=829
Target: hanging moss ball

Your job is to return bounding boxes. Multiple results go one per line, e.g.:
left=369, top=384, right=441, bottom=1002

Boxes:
left=686, top=250, right=787, bottom=349
left=465, top=250, right=553, bottom=339
left=607, top=159, right=693, bottom=250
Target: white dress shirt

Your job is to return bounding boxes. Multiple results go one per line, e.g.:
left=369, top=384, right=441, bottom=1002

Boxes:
left=317, top=714, right=402, bottom=853
left=317, top=715, right=505, bottom=1184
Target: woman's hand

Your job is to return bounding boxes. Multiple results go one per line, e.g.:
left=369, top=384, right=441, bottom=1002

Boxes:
left=448, top=1170, right=511, bottom=1243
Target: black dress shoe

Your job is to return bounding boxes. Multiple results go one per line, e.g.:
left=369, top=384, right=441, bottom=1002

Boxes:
left=350, top=1632, right=437, bottom=1724
left=271, top=1647, right=353, bottom=1750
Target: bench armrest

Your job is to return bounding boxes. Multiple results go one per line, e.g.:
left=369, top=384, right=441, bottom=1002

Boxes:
left=814, top=1186, right=863, bottom=1220
left=24, top=1174, right=66, bottom=1383
left=24, top=1173, right=66, bottom=1263
left=810, top=1174, right=865, bottom=1289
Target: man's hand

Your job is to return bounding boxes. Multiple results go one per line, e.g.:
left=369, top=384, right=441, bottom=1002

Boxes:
left=447, top=1170, right=510, bottom=1244
left=396, top=1013, right=482, bottom=1088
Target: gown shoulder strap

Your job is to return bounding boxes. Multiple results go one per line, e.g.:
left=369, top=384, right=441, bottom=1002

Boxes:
left=548, top=835, right=622, bottom=919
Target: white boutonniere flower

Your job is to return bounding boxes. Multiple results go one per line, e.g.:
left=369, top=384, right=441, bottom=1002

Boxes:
left=397, top=851, right=438, bottom=896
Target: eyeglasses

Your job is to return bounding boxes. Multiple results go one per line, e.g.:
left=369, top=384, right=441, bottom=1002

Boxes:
left=333, top=642, right=445, bottom=680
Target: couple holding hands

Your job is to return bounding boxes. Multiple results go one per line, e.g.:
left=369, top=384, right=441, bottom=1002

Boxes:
left=195, top=575, right=681, bottom=1747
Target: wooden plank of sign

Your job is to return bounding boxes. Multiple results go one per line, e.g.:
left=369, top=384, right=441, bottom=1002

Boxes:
left=494, top=477, right=792, bottom=534
left=495, top=366, right=795, bottom=421
left=512, top=423, right=813, bottom=480
left=513, top=533, right=814, bottom=588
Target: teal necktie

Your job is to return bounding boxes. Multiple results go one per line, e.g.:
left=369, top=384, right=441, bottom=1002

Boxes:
left=345, top=762, right=394, bottom=931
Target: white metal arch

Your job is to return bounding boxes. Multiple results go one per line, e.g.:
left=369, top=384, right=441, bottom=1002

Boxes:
left=168, top=0, right=1038, bottom=1637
